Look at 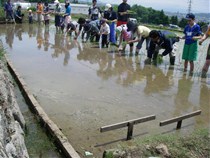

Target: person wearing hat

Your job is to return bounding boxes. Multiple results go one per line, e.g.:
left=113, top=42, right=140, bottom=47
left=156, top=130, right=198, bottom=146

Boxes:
left=147, top=30, right=180, bottom=65
left=126, top=21, right=151, bottom=56
left=28, top=9, right=33, bottom=24
left=54, top=0, right=62, bottom=31
left=100, top=19, right=110, bottom=48
left=66, top=21, right=79, bottom=38
left=103, top=3, right=117, bottom=44
left=117, top=0, right=130, bottom=27
left=88, top=0, right=102, bottom=21
left=116, top=24, right=133, bottom=53
left=199, top=24, right=210, bottom=78
left=181, top=13, right=202, bottom=74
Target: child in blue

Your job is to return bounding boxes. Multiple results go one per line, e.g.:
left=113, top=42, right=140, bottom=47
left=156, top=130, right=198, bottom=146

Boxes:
left=182, top=13, right=202, bottom=74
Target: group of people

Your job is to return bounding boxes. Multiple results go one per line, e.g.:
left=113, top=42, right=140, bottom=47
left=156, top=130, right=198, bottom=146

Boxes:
left=4, top=0, right=24, bottom=23
left=3, top=0, right=209, bottom=77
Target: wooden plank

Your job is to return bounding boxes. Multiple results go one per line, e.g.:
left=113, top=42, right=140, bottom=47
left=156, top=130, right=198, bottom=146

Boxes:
left=160, top=110, right=201, bottom=127
left=127, top=122, right=134, bottom=140
left=176, top=120, right=182, bottom=129
left=100, top=115, right=156, bottom=132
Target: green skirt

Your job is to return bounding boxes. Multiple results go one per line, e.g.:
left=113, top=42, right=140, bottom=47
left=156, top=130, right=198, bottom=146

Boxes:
left=182, top=42, right=198, bottom=61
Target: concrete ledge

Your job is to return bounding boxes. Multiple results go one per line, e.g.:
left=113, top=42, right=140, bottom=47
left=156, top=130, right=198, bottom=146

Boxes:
left=5, top=56, right=81, bottom=158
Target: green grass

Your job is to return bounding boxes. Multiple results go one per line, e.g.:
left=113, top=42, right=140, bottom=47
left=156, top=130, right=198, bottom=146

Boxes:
left=103, top=128, right=210, bottom=158
left=0, top=41, right=5, bottom=60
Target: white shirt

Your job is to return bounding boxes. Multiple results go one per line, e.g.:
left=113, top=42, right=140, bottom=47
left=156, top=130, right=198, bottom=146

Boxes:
left=100, top=23, right=110, bottom=34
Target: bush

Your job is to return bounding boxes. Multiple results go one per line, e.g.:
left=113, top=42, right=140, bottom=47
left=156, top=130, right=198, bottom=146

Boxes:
left=27, top=7, right=36, bottom=12
left=0, top=7, right=5, bottom=21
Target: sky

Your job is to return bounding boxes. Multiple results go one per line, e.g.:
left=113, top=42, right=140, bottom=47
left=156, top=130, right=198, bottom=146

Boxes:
left=100, top=0, right=210, bottom=13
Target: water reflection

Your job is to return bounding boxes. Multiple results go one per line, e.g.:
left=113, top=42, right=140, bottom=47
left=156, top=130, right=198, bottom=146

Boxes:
left=1, top=24, right=210, bottom=157
left=15, top=25, right=23, bottom=41
left=143, top=66, right=174, bottom=95
left=196, top=83, right=210, bottom=128
left=5, top=25, right=15, bottom=48
left=174, top=74, right=194, bottom=116
left=43, top=27, right=50, bottom=51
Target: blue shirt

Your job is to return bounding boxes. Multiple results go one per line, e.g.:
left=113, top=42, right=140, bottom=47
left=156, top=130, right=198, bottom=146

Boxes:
left=4, top=2, right=13, bottom=12
left=65, top=5, right=71, bottom=16
left=184, top=23, right=202, bottom=45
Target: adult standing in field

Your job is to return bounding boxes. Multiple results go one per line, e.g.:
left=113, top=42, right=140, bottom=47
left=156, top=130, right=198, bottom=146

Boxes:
left=4, top=0, right=14, bottom=22
left=64, top=0, right=71, bottom=27
left=199, top=24, right=210, bottom=78
left=88, top=0, right=102, bottom=21
left=181, top=13, right=202, bottom=74
left=43, top=2, right=50, bottom=26
left=117, top=0, right=130, bottom=27
left=103, top=4, right=117, bottom=44
left=54, top=0, right=62, bottom=31
left=36, top=1, right=43, bottom=24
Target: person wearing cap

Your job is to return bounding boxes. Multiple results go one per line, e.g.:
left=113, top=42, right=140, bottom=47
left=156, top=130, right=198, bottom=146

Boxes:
left=117, top=0, right=130, bottom=27
left=103, top=3, right=117, bottom=44
left=126, top=21, right=151, bottom=56
left=88, top=0, right=102, bottom=21
left=181, top=13, right=202, bottom=74
left=147, top=30, right=179, bottom=65
left=199, top=24, right=210, bottom=78
left=54, top=0, right=62, bottom=31
left=100, top=19, right=110, bottom=48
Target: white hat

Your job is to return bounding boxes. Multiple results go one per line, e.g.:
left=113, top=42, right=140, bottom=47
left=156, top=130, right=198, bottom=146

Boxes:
left=105, top=3, right=112, bottom=11
left=116, top=26, right=122, bottom=34
left=54, top=0, right=60, bottom=4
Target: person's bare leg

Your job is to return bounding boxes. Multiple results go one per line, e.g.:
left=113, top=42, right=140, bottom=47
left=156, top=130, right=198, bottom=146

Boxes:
left=184, top=60, right=188, bottom=72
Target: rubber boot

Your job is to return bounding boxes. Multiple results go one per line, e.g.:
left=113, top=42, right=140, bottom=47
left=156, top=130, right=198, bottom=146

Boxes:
left=170, top=56, right=175, bottom=65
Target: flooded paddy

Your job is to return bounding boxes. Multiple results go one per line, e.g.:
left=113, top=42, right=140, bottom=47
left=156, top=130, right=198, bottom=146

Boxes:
left=0, top=24, right=209, bottom=157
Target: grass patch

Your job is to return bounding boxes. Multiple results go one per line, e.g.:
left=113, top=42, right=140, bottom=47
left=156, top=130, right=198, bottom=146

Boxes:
left=104, top=128, right=210, bottom=158
left=0, top=40, right=5, bottom=60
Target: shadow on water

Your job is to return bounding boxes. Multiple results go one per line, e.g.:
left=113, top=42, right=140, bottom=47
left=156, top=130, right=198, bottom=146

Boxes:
left=0, top=23, right=209, bottom=157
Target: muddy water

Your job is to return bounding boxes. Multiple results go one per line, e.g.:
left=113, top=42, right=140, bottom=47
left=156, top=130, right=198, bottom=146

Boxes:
left=0, top=24, right=209, bottom=157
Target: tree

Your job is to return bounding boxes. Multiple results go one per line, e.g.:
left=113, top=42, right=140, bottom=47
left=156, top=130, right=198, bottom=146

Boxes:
left=170, top=16, right=178, bottom=25
left=178, top=18, right=187, bottom=28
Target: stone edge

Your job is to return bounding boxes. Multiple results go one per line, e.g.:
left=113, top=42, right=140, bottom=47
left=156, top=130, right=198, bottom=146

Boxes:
left=5, top=56, right=81, bottom=158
